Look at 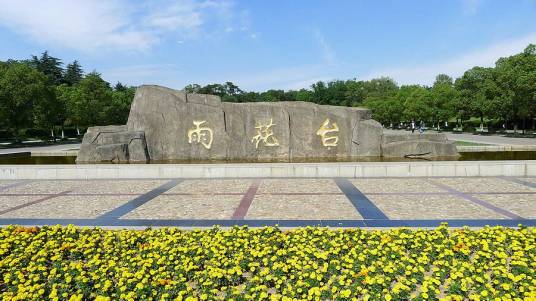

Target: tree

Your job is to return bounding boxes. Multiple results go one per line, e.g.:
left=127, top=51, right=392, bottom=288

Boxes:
left=30, top=51, right=64, bottom=85
left=63, top=60, right=83, bottom=86
left=363, top=95, right=403, bottom=126
left=184, top=84, right=202, bottom=93
left=344, top=80, right=367, bottom=106
left=430, top=74, right=457, bottom=130
left=295, top=89, right=314, bottom=102
left=0, top=62, right=50, bottom=140
left=106, top=86, right=135, bottom=124
left=455, top=67, right=498, bottom=130
left=223, top=82, right=242, bottom=95
left=363, top=77, right=399, bottom=99
left=493, top=44, right=536, bottom=132
left=402, top=86, right=432, bottom=123
left=65, top=72, right=112, bottom=127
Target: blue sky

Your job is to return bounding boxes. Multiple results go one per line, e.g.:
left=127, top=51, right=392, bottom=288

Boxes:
left=0, top=0, right=535, bottom=91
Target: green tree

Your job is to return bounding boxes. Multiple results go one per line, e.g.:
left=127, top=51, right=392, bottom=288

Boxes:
left=63, top=60, right=84, bottom=86
left=455, top=67, right=497, bottom=130
left=106, top=86, right=135, bottom=124
left=0, top=62, right=50, bottom=140
left=363, top=77, right=399, bottom=99
left=402, top=85, right=432, bottom=123
left=363, top=95, right=403, bottom=126
left=184, top=84, right=202, bottom=93
left=344, top=80, right=367, bottom=106
left=295, top=89, right=314, bottom=102
left=30, top=51, right=64, bottom=85
left=430, top=74, right=457, bottom=130
left=65, top=72, right=113, bottom=127
left=493, top=44, right=536, bottom=132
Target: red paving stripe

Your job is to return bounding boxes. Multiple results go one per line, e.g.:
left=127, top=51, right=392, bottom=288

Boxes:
left=231, top=179, right=261, bottom=220
left=0, top=190, right=71, bottom=215
left=427, top=180, right=524, bottom=220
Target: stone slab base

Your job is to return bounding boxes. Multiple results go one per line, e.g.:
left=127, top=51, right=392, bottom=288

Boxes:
left=1, top=161, right=536, bottom=179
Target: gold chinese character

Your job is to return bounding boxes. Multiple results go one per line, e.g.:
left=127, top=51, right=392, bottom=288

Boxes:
left=316, top=118, right=339, bottom=147
left=252, top=118, right=279, bottom=149
left=187, top=120, right=213, bottom=149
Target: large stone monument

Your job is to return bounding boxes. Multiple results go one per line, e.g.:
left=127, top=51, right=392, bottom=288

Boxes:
left=77, top=85, right=458, bottom=163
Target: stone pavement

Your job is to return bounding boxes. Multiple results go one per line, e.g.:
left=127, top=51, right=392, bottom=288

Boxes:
left=384, top=129, right=536, bottom=146
left=0, top=143, right=80, bottom=156
left=0, top=177, right=535, bottom=228
left=445, top=133, right=536, bottom=146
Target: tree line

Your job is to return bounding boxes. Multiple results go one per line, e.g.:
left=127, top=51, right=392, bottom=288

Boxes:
left=0, top=51, right=134, bottom=141
left=186, top=44, right=536, bottom=132
left=1, top=45, right=535, bottom=141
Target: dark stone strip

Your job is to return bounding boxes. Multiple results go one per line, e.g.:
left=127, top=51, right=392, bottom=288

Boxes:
left=0, top=190, right=71, bottom=215
left=365, top=191, right=536, bottom=195
left=334, top=178, right=388, bottom=220
left=231, top=179, right=261, bottom=219
left=500, top=176, right=536, bottom=189
left=0, top=180, right=32, bottom=192
left=427, top=180, right=524, bottom=220
left=97, top=179, right=182, bottom=220
left=0, top=218, right=533, bottom=227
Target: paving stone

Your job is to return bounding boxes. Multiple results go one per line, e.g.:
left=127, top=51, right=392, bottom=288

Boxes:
left=350, top=178, right=444, bottom=193
left=122, top=195, right=243, bottom=219
left=517, top=177, right=536, bottom=186
left=166, top=179, right=251, bottom=194
left=434, top=177, right=536, bottom=193
left=1, top=195, right=133, bottom=218
left=68, top=180, right=166, bottom=194
left=476, top=194, right=536, bottom=219
left=0, top=180, right=18, bottom=186
left=257, top=179, right=341, bottom=194
left=0, top=195, right=44, bottom=214
left=368, top=195, right=505, bottom=219
left=0, top=181, right=83, bottom=194
left=246, top=195, right=362, bottom=220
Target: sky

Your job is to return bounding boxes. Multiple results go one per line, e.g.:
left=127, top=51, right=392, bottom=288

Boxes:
left=0, top=0, right=535, bottom=91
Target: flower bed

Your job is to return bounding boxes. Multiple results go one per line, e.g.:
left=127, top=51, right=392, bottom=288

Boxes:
left=0, top=225, right=534, bottom=300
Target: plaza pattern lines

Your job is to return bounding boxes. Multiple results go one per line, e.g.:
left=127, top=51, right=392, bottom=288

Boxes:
left=0, top=177, right=534, bottom=227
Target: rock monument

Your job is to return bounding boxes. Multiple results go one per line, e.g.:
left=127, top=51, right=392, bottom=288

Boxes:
left=77, top=85, right=458, bottom=163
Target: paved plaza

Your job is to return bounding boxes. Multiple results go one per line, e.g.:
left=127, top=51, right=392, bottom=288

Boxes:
left=0, top=176, right=535, bottom=227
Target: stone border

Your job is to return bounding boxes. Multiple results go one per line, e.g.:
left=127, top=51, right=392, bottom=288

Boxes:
left=457, top=145, right=536, bottom=152
left=2, top=161, right=536, bottom=179
left=0, top=218, right=533, bottom=228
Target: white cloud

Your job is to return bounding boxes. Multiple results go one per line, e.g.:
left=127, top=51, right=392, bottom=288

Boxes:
left=313, top=29, right=336, bottom=65
left=0, top=0, right=156, bottom=52
left=0, top=0, right=246, bottom=52
left=363, top=33, right=536, bottom=86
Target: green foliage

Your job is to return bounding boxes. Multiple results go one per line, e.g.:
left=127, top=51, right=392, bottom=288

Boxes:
left=63, top=60, right=83, bottom=86
left=0, top=62, right=51, bottom=139
left=30, top=51, right=64, bottom=85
